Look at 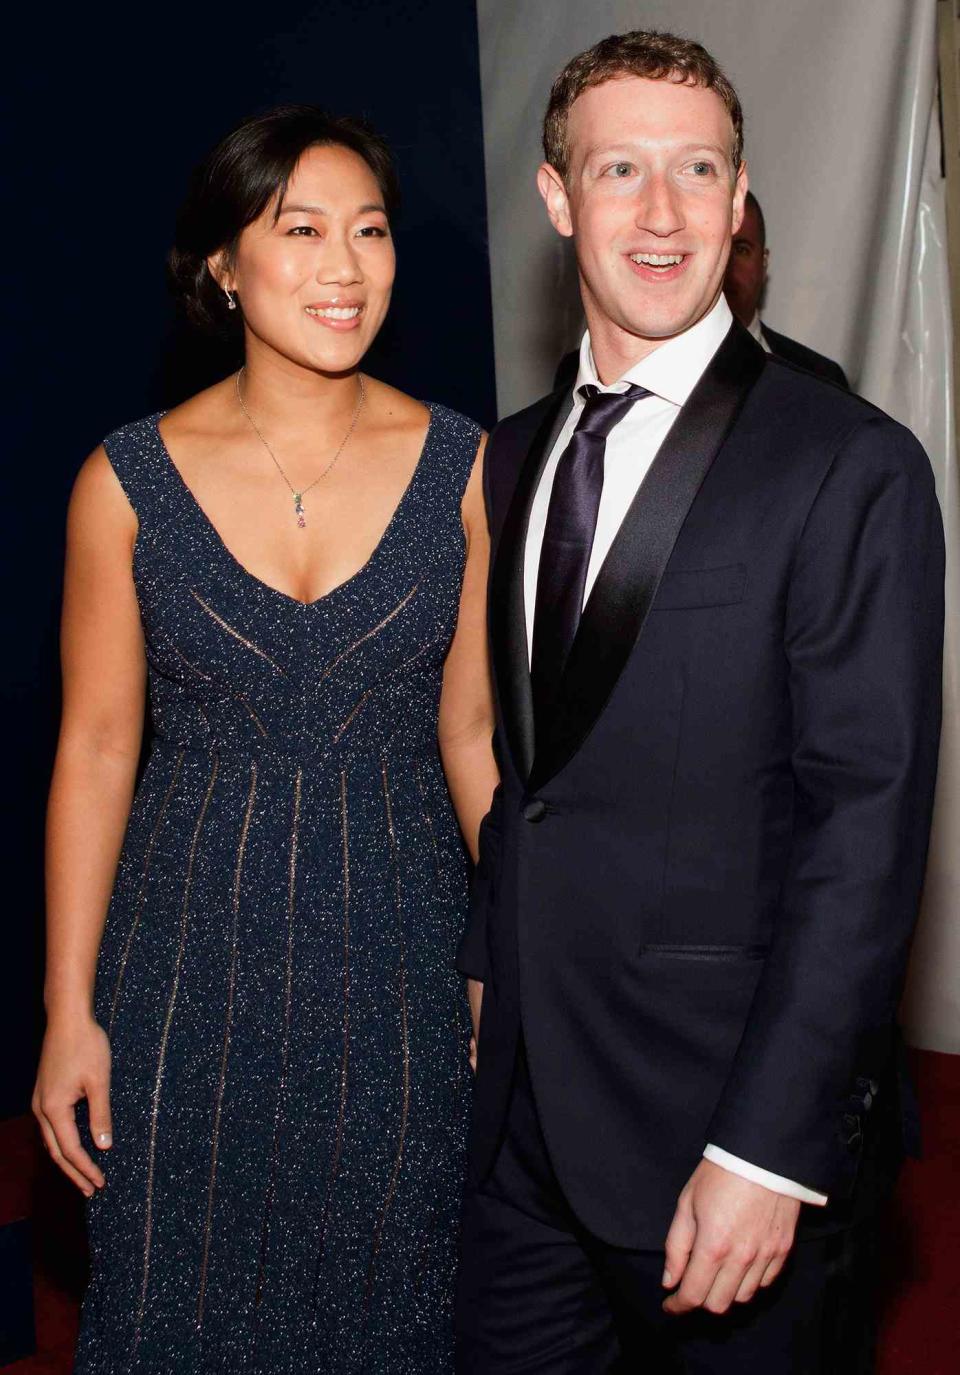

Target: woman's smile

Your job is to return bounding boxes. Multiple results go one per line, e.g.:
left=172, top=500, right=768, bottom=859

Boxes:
left=304, top=298, right=365, bottom=330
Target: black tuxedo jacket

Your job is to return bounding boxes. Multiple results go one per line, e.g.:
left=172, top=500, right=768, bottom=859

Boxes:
left=459, top=323, right=943, bottom=1249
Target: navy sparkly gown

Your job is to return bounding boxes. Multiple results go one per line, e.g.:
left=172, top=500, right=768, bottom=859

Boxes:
left=75, top=403, right=480, bottom=1374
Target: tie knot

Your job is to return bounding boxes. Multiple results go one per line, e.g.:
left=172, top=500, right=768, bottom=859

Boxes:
left=576, top=383, right=650, bottom=438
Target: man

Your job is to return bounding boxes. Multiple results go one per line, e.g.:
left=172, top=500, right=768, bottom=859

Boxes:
left=724, top=189, right=849, bottom=386
left=457, top=29, right=943, bottom=1374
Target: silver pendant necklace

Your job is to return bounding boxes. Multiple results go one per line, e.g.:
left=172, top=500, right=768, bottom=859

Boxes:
left=235, top=368, right=365, bottom=528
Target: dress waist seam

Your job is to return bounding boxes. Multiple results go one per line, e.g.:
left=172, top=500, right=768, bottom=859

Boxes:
left=149, top=734, right=441, bottom=768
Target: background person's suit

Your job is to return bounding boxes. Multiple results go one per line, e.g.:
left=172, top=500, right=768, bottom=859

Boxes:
left=760, top=323, right=849, bottom=388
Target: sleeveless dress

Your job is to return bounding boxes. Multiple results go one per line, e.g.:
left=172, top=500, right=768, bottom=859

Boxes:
left=75, top=404, right=480, bottom=1374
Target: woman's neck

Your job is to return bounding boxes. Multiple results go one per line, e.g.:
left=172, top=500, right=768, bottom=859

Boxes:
left=237, top=336, right=363, bottom=437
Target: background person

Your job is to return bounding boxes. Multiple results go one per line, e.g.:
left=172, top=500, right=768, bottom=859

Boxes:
left=724, top=189, right=849, bottom=386
left=32, top=105, right=496, bottom=1373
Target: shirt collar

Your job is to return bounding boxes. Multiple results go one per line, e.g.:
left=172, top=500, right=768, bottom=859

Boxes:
left=573, top=293, right=734, bottom=408
left=746, top=311, right=765, bottom=345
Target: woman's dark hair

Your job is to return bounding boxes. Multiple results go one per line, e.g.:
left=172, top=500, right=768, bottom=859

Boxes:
left=168, top=105, right=400, bottom=334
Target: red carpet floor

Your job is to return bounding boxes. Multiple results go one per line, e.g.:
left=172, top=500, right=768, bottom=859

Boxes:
left=2, top=1049, right=957, bottom=1372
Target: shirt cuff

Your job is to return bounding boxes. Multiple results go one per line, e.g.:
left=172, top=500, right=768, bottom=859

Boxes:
left=703, top=1145, right=828, bottom=1206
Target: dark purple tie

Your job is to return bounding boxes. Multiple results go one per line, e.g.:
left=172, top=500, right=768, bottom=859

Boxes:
left=531, top=383, right=650, bottom=733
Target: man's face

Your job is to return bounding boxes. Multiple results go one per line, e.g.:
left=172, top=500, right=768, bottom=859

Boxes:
left=724, top=196, right=767, bottom=327
left=539, top=75, right=746, bottom=366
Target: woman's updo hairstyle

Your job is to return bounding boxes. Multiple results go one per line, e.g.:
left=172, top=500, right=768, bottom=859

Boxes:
left=168, top=105, right=400, bottom=335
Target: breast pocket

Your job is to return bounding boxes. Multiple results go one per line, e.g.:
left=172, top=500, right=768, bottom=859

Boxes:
left=639, top=942, right=768, bottom=962
left=652, top=564, right=746, bottom=611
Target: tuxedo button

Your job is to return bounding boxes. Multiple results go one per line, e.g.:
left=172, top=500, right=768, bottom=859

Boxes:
left=841, top=1114, right=863, bottom=1152
left=522, top=799, right=547, bottom=823
left=852, top=1078, right=876, bottom=1112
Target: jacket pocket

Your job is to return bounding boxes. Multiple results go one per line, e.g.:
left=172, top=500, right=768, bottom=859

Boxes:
left=639, top=942, right=768, bottom=962
left=652, top=564, right=747, bottom=610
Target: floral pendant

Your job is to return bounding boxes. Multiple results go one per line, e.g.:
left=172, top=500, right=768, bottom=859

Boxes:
left=293, top=493, right=306, bottom=528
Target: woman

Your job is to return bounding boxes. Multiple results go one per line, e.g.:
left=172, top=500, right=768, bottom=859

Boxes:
left=33, top=106, right=496, bottom=1373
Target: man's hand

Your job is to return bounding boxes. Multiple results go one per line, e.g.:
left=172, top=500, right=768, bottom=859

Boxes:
left=662, top=1159, right=800, bottom=1315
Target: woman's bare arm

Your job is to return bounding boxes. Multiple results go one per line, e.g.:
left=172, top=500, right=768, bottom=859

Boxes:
left=438, top=437, right=498, bottom=1059
left=439, top=437, right=497, bottom=861
left=33, top=447, right=146, bottom=1194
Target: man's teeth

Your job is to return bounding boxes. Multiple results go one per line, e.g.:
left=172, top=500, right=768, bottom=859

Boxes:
left=630, top=253, right=684, bottom=266
left=306, top=306, right=361, bottom=319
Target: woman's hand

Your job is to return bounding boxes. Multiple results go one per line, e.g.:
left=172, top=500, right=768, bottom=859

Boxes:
left=468, top=978, right=483, bottom=1074
left=33, top=1015, right=113, bottom=1196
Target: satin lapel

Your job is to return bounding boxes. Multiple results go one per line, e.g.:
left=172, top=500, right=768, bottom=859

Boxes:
left=490, top=388, right=574, bottom=784
left=530, top=322, right=766, bottom=792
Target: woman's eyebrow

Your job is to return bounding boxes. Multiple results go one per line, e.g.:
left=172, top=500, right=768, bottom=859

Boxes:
left=277, top=201, right=386, bottom=215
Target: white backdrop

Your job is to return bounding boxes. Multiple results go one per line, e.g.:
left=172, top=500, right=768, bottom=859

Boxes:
left=477, top=0, right=959, bottom=1051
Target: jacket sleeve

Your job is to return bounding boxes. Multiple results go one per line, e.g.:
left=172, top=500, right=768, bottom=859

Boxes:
left=706, top=416, right=944, bottom=1196
left=456, top=779, right=503, bottom=981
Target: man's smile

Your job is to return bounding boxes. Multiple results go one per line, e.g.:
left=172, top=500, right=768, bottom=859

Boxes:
left=625, top=250, right=691, bottom=282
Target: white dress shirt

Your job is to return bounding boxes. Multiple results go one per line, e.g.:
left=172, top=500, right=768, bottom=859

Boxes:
left=523, top=293, right=827, bottom=1207
left=525, top=294, right=732, bottom=649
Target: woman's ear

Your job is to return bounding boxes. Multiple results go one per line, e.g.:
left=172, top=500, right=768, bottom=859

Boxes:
left=207, top=250, right=239, bottom=311
left=206, top=249, right=234, bottom=294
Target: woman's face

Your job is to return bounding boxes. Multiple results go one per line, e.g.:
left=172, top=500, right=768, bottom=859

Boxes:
left=218, top=143, right=396, bottom=374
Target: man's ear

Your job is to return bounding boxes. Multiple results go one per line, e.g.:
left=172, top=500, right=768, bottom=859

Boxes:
left=537, top=162, right=574, bottom=239
left=731, top=161, right=748, bottom=236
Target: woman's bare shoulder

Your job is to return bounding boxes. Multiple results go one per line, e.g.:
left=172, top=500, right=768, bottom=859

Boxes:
left=362, top=375, right=431, bottom=435
left=159, top=375, right=237, bottom=444
left=68, top=445, right=137, bottom=546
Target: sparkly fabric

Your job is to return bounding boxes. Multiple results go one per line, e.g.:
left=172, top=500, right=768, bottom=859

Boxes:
left=75, top=404, right=480, bottom=1374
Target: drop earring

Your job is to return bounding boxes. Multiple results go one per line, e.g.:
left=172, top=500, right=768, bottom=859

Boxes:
left=225, top=289, right=237, bottom=311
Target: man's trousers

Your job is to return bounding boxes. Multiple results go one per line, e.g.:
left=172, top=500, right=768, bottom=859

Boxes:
left=456, top=1046, right=878, bottom=1374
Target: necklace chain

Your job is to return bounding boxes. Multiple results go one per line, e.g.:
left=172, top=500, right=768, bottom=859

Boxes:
left=235, top=368, right=365, bottom=527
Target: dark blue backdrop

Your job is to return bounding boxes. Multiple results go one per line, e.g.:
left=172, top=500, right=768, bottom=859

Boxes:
left=2, top=0, right=495, bottom=1116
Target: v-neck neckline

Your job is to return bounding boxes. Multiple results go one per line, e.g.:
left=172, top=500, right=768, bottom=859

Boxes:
left=151, top=405, right=436, bottom=609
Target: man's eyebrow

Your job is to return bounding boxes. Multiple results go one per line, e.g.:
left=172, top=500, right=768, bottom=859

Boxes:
left=581, top=143, right=635, bottom=161
left=277, top=201, right=387, bottom=215
left=583, top=140, right=732, bottom=160
left=676, top=142, right=731, bottom=158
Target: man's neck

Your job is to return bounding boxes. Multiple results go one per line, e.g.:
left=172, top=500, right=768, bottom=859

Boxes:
left=585, top=292, right=725, bottom=385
